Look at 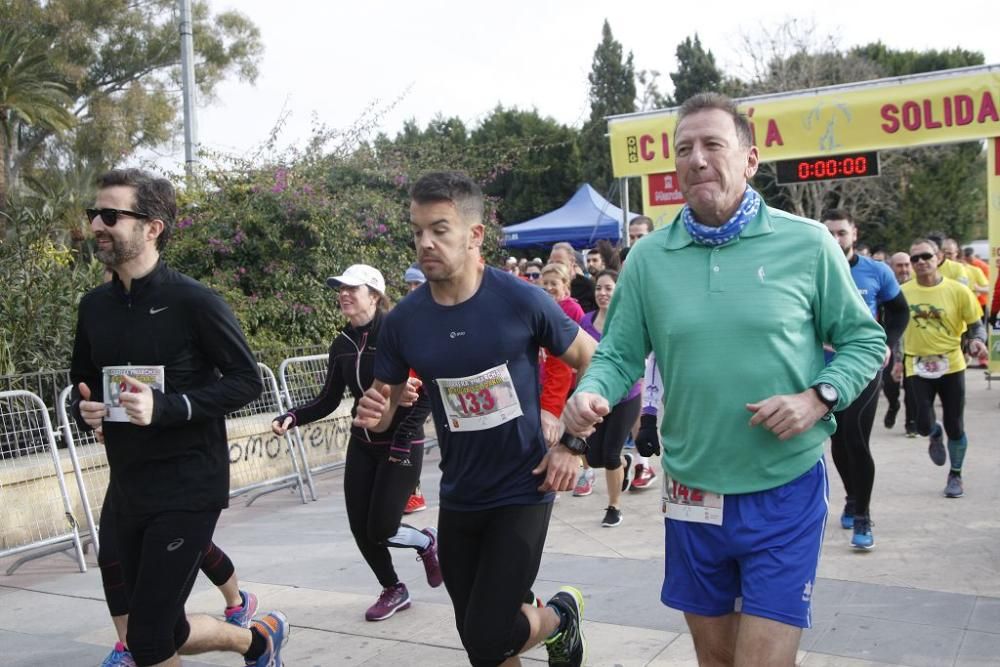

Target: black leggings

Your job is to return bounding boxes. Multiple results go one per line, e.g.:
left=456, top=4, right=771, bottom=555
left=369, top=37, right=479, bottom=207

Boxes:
left=585, top=394, right=641, bottom=469
left=113, top=507, right=220, bottom=666
left=907, top=370, right=966, bottom=440
left=882, top=350, right=917, bottom=431
left=98, top=493, right=235, bottom=617
left=343, top=437, right=424, bottom=588
left=830, top=371, right=882, bottom=516
left=438, top=502, right=553, bottom=667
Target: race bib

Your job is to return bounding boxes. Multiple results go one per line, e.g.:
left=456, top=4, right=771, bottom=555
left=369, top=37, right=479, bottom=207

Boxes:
left=102, top=365, right=165, bottom=422
left=914, top=354, right=949, bottom=379
left=436, top=363, right=523, bottom=432
left=661, top=474, right=724, bottom=525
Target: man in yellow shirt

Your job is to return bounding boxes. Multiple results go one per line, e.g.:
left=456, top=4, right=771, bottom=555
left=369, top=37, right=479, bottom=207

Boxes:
left=943, top=239, right=989, bottom=306
left=900, top=239, right=987, bottom=498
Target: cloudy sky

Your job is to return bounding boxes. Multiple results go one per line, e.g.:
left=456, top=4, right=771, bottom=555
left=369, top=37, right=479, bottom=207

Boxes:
left=163, top=0, right=999, bottom=169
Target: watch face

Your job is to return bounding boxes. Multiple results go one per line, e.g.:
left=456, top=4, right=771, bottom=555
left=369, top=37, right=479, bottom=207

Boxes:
left=818, top=384, right=837, bottom=403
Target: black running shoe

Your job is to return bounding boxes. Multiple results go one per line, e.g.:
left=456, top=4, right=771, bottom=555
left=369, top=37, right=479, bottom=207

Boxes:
left=883, top=403, right=899, bottom=429
left=544, top=586, right=586, bottom=667
left=601, top=506, right=622, bottom=527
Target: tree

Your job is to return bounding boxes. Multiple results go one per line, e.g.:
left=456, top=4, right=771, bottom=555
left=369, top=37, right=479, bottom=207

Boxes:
left=580, top=20, right=636, bottom=198
left=0, top=27, right=74, bottom=206
left=0, top=0, right=263, bottom=200
left=668, top=35, right=724, bottom=105
left=733, top=20, right=986, bottom=251
left=471, top=106, right=581, bottom=225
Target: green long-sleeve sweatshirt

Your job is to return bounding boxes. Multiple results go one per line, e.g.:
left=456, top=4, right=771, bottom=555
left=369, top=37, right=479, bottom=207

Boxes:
left=575, top=204, right=886, bottom=494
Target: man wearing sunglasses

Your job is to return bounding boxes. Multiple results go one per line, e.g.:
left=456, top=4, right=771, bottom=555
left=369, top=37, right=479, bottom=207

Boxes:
left=900, top=239, right=987, bottom=499
left=70, top=169, right=288, bottom=667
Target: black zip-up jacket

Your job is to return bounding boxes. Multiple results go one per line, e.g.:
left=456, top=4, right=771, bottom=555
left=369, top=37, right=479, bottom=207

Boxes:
left=286, top=310, right=430, bottom=457
left=70, top=261, right=261, bottom=515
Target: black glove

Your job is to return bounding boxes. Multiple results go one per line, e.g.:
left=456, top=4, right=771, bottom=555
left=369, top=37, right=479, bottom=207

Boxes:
left=635, top=414, right=660, bottom=457
left=273, top=412, right=295, bottom=430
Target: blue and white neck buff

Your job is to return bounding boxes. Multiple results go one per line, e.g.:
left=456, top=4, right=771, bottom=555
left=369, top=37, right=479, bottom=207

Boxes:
left=682, top=187, right=761, bottom=247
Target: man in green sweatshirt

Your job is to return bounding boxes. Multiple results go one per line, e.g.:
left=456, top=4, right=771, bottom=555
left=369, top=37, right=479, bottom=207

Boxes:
left=562, top=93, right=886, bottom=666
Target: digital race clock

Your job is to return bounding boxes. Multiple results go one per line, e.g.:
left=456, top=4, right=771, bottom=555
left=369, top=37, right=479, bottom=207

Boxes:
left=774, top=151, right=880, bottom=184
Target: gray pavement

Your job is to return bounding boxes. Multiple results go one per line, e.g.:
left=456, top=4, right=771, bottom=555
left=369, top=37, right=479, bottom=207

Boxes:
left=2, top=369, right=998, bottom=666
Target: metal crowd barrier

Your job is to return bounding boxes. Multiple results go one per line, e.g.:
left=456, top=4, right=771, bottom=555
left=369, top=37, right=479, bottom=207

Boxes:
left=0, top=390, right=87, bottom=574
left=227, top=363, right=315, bottom=505
left=56, top=385, right=107, bottom=556
left=277, top=354, right=354, bottom=478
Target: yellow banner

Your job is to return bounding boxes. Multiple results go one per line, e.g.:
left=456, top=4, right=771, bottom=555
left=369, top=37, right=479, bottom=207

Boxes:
left=988, top=138, right=1000, bottom=374
left=609, top=71, right=1000, bottom=178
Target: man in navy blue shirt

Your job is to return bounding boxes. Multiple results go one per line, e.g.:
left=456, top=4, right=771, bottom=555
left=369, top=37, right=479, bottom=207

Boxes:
left=355, top=172, right=596, bottom=667
left=822, top=210, right=908, bottom=550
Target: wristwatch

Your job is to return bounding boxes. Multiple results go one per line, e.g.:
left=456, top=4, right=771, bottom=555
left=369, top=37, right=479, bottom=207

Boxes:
left=559, top=432, right=589, bottom=455
left=812, top=382, right=839, bottom=416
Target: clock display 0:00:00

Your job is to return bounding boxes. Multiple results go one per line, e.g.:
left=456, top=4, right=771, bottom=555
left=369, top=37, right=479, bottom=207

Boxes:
left=774, top=150, right=880, bottom=184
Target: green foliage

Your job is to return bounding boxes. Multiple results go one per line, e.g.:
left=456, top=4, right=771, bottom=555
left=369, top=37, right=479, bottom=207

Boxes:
left=0, top=204, right=102, bottom=374
left=668, top=35, right=723, bottom=105
left=850, top=43, right=984, bottom=76
left=471, top=106, right=581, bottom=225
left=0, top=26, right=75, bottom=203
left=580, top=20, right=636, bottom=197
left=0, top=0, right=263, bottom=199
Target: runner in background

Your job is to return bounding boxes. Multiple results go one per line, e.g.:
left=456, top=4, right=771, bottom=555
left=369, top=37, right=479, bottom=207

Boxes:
left=403, top=263, right=430, bottom=515
left=272, top=264, right=441, bottom=622
left=578, top=270, right=641, bottom=526
left=885, top=252, right=918, bottom=437
left=822, top=210, right=908, bottom=550
left=900, top=239, right=987, bottom=499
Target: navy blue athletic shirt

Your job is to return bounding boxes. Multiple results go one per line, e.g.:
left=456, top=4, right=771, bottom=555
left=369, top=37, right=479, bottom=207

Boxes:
left=376, top=267, right=579, bottom=511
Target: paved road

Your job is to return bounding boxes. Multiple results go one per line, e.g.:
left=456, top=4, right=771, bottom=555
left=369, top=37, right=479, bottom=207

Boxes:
left=2, top=369, right=998, bottom=666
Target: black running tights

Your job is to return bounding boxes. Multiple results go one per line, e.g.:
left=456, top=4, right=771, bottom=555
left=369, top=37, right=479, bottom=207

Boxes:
left=830, top=370, right=881, bottom=516
left=437, top=502, right=552, bottom=667
left=343, top=436, right=423, bottom=588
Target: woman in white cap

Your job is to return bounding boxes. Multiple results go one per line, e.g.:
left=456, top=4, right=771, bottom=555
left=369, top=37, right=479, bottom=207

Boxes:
left=272, top=264, right=441, bottom=621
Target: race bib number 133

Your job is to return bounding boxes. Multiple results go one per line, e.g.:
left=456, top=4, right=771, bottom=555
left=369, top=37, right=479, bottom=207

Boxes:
left=437, top=363, right=523, bottom=432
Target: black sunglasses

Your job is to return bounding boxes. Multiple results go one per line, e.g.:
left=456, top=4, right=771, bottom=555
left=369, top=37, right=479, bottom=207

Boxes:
left=525, top=272, right=541, bottom=280
left=910, top=252, right=936, bottom=263
left=86, top=208, right=150, bottom=227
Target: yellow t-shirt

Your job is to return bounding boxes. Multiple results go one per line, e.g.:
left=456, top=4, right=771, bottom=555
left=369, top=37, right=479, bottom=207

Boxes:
left=938, top=258, right=970, bottom=286
left=901, top=277, right=983, bottom=377
left=964, top=263, right=989, bottom=307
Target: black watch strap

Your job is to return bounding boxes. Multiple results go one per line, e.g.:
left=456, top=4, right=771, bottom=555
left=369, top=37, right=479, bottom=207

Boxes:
left=559, top=432, right=588, bottom=454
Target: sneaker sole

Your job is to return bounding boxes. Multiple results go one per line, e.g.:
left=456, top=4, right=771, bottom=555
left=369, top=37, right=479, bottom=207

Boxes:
left=601, top=517, right=623, bottom=527
left=851, top=540, right=875, bottom=550
left=365, top=600, right=411, bottom=621
left=944, top=492, right=964, bottom=498
left=403, top=506, right=426, bottom=514
left=572, top=489, right=593, bottom=497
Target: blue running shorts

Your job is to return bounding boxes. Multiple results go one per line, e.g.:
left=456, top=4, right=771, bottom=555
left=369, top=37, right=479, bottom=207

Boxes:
left=661, top=458, right=828, bottom=628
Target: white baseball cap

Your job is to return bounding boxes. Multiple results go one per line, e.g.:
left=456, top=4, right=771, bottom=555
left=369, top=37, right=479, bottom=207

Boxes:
left=326, top=264, right=386, bottom=293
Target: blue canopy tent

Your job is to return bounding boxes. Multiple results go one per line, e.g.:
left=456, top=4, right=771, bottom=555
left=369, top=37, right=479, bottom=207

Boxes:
left=501, top=184, right=640, bottom=249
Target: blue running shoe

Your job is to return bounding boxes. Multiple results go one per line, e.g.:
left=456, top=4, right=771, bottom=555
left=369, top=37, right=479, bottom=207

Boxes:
left=840, top=499, right=856, bottom=530
left=851, top=515, right=875, bottom=550
left=101, top=642, right=137, bottom=667
left=928, top=422, right=946, bottom=466
left=245, top=611, right=289, bottom=667
left=226, top=589, right=259, bottom=628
